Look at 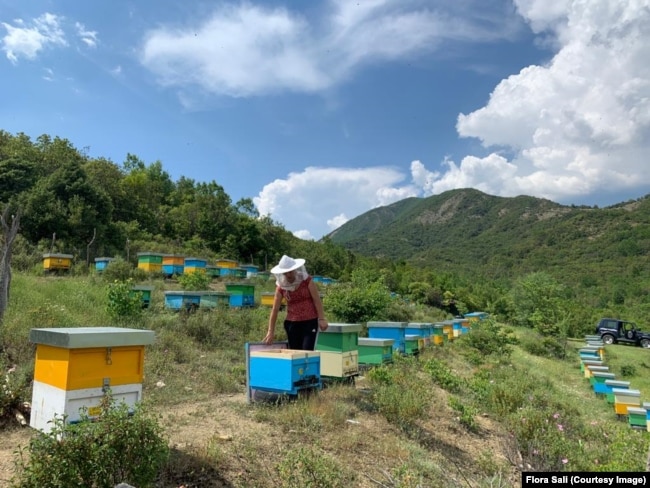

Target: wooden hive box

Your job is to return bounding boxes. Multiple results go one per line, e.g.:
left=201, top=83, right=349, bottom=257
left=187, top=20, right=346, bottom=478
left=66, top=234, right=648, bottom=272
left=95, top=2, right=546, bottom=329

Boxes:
left=136, top=252, right=163, bottom=273
left=604, top=380, right=630, bottom=404
left=164, top=290, right=202, bottom=311
left=613, top=388, right=641, bottom=416
left=404, top=334, right=421, bottom=356
left=591, top=372, right=616, bottom=395
left=249, top=349, right=321, bottom=395
left=358, top=338, right=394, bottom=365
left=627, top=407, right=647, bottom=429
left=319, top=350, right=359, bottom=378
left=30, top=327, right=155, bottom=433
left=405, top=322, right=433, bottom=347
left=367, top=322, right=407, bottom=354
left=316, top=324, right=362, bottom=353
left=43, top=253, right=73, bottom=272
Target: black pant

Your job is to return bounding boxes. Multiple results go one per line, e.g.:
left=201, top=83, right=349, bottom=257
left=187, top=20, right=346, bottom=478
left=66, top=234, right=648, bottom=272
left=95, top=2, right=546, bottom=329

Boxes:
left=284, top=318, right=318, bottom=350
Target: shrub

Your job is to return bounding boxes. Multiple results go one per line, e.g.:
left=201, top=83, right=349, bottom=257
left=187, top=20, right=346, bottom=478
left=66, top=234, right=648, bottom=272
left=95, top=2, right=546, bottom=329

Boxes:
left=176, top=271, right=211, bottom=291
left=106, top=279, right=143, bottom=322
left=12, top=400, right=169, bottom=488
left=276, top=445, right=353, bottom=487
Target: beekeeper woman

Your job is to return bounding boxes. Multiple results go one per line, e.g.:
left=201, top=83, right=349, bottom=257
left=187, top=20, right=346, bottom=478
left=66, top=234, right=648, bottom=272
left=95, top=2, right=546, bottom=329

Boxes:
left=263, top=255, right=329, bottom=350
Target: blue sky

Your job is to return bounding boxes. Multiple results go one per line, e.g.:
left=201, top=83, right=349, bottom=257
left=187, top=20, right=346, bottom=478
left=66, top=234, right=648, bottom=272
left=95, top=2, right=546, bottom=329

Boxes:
left=1, top=1, right=649, bottom=240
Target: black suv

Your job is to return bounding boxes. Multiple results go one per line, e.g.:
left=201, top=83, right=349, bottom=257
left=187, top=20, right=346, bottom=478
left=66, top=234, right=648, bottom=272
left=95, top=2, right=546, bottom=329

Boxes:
left=595, top=318, right=650, bottom=348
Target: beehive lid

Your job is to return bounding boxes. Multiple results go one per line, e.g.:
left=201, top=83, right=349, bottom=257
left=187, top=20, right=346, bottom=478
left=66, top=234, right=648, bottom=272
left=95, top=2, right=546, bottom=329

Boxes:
left=588, top=366, right=609, bottom=372
left=164, top=290, right=201, bottom=296
left=321, top=323, right=362, bottom=334
left=358, top=338, right=394, bottom=346
left=612, top=388, right=641, bottom=397
left=250, top=349, right=320, bottom=360
left=199, top=291, right=230, bottom=296
left=579, top=346, right=600, bottom=352
left=627, top=407, right=647, bottom=415
left=94, top=257, right=114, bottom=261
left=643, top=402, right=650, bottom=409
left=366, top=321, right=407, bottom=328
left=43, top=253, right=73, bottom=258
left=592, top=372, right=615, bottom=379
left=405, top=334, right=420, bottom=340
left=406, top=323, right=432, bottom=329
left=433, top=323, right=445, bottom=328
left=30, top=327, right=155, bottom=348
left=581, top=360, right=603, bottom=365
left=132, top=285, right=154, bottom=291
left=605, top=380, right=630, bottom=387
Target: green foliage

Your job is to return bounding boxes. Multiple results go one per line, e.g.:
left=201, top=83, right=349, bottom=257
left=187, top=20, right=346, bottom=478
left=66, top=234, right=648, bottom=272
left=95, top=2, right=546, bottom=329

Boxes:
left=455, top=318, right=518, bottom=362
left=176, top=270, right=211, bottom=290
left=106, top=279, right=143, bottom=322
left=101, top=257, right=140, bottom=282
left=520, top=335, right=567, bottom=359
left=511, top=272, right=570, bottom=333
left=366, top=356, right=431, bottom=426
left=422, top=358, right=464, bottom=392
left=448, top=396, right=479, bottom=432
left=620, top=364, right=637, bottom=377
left=275, top=445, right=353, bottom=488
left=12, top=400, right=169, bottom=488
left=325, top=268, right=391, bottom=323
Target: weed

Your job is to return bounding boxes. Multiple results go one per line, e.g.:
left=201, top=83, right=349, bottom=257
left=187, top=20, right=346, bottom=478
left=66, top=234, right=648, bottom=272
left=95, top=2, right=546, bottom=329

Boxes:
left=275, top=445, right=354, bottom=488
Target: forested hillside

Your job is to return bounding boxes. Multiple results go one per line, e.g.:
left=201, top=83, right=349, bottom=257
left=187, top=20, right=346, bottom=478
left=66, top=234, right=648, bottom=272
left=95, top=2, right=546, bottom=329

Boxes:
left=0, top=130, right=355, bottom=278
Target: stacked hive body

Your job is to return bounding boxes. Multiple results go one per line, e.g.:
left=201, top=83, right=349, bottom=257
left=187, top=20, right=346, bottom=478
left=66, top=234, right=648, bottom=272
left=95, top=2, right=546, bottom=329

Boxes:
left=315, top=324, right=361, bottom=381
left=184, top=257, right=207, bottom=275
left=404, top=335, right=421, bottom=356
left=30, top=327, right=155, bottom=433
left=43, top=253, right=73, bottom=273
left=225, top=283, right=255, bottom=308
left=240, top=264, right=259, bottom=278
left=431, top=323, right=446, bottom=345
left=162, top=254, right=185, bottom=277
left=137, top=252, right=163, bottom=274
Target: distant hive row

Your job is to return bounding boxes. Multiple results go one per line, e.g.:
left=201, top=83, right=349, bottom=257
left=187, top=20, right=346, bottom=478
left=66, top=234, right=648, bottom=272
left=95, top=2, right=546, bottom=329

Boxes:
left=580, top=336, right=650, bottom=431
left=42, top=252, right=337, bottom=284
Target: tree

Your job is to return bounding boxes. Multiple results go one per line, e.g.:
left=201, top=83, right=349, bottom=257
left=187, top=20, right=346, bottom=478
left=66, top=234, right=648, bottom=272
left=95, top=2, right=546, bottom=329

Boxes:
left=0, top=206, right=20, bottom=323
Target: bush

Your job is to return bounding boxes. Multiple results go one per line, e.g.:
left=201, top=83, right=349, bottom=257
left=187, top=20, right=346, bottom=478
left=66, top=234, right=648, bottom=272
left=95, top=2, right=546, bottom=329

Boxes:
left=176, top=271, right=211, bottom=291
left=106, top=279, right=143, bottom=322
left=12, top=399, right=169, bottom=488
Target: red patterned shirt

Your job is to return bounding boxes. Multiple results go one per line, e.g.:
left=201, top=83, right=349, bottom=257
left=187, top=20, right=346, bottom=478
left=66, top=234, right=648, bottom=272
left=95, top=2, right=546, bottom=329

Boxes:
left=279, top=276, right=317, bottom=321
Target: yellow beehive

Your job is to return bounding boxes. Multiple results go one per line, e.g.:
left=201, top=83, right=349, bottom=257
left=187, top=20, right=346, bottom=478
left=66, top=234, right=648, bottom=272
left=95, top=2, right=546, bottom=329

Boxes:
left=43, top=253, right=73, bottom=272
left=216, top=259, right=238, bottom=269
left=30, top=327, right=155, bottom=433
left=613, top=388, right=641, bottom=416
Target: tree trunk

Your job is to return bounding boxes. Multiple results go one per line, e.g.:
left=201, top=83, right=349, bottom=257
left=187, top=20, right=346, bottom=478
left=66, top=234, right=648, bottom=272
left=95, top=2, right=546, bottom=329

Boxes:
left=0, top=207, right=20, bottom=324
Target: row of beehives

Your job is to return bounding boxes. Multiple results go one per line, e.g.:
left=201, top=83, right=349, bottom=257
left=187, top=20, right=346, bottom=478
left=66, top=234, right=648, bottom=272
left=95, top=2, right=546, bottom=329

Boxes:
left=580, top=336, right=650, bottom=431
left=246, top=314, right=489, bottom=399
left=42, top=252, right=338, bottom=284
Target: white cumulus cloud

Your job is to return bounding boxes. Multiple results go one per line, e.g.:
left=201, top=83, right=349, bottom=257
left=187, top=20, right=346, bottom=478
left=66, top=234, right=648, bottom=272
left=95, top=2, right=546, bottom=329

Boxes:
left=254, top=166, right=418, bottom=239
left=1, top=13, right=67, bottom=63
left=139, top=0, right=523, bottom=99
left=453, top=0, right=650, bottom=202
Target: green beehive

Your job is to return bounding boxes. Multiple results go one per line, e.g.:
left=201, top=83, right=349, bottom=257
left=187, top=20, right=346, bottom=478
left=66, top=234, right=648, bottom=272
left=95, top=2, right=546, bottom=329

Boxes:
left=316, top=324, right=362, bottom=353
left=129, top=285, right=154, bottom=308
left=627, top=407, right=647, bottom=429
left=404, top=334, right=420, bottom=356
left=358, top=338, right=394, bottom=365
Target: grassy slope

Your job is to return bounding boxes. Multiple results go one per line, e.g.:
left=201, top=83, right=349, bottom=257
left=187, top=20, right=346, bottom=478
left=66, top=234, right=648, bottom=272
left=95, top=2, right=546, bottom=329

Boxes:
left=2, top=274, right=650, bottom=487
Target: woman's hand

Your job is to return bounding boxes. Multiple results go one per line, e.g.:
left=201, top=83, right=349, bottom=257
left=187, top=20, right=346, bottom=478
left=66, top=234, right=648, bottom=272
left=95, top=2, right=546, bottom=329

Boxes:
left=262, top=331, right=275, bottom=344
left=318, top=319, right=328, bottom=331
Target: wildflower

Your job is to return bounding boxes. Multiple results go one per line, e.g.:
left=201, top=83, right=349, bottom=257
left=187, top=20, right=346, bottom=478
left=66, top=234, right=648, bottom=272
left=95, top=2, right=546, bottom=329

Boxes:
left=553, top=413, right=560, bottom=419
left=562, top=458, right=568, bottom=464
left=557, top=424, right=564, bottom=431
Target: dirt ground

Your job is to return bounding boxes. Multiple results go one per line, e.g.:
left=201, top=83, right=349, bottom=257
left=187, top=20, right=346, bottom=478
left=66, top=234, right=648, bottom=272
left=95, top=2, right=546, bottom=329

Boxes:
left=0, top=380, right=522, bottom=488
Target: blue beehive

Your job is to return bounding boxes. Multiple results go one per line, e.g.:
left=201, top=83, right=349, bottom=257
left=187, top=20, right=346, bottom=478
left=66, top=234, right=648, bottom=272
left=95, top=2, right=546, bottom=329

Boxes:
left=367, top=321, right=407, bottom=354
left=94, top=257, right=114, bottom=272
left=405, top=322, right=432, bottom=348
left=592, top=372, right=615, bottom=394
left=164, top=291, right=202, bottom=311
left=249, top=349, right=321, bottom=395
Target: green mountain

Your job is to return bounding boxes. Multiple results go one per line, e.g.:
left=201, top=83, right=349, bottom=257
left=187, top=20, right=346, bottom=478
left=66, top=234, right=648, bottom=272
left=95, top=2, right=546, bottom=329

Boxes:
left=328, top=188, right=650, bottom=282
